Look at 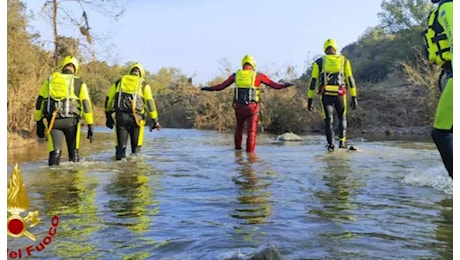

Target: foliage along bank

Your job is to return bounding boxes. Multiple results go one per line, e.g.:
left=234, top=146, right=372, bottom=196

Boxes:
left=7, top=0, right=440, bottom=146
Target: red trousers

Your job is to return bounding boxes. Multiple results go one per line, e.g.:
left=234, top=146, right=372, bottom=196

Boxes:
left=234, top=103, right=260, bottom=152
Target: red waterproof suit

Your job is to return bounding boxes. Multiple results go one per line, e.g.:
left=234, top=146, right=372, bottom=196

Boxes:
left=207, top=71, right=288, bottom=152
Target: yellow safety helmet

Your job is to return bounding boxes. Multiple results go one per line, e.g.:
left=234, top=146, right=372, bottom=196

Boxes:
left=323, top=38, right=338, bottom=53
left=241, top=55, right=256, bottom=69
left=60, top=55, right=79, bottom=74
left=128, top=62, right=146, bottom=78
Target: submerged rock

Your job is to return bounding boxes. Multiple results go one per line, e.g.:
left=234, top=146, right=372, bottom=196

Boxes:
left=250, top=243, right=283, bottom=260
left=275, top=132, right=302, bottom=142
left=223, top=243, right=283, bottom=260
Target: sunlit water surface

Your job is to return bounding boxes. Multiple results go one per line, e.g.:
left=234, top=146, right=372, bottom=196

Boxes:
left=7, top=127, right=453, bottom=260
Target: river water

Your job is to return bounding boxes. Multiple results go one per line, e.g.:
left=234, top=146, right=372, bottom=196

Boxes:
left=7, top=127, right=453, bottom=260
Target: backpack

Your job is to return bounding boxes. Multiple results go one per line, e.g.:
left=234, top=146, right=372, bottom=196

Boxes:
left=422, top=6, right=451, bottom=65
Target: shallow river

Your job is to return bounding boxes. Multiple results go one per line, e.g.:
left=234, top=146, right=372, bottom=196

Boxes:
left=7, top=127, right=453, bottom=259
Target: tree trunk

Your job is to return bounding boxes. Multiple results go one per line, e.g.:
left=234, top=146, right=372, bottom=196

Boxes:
left=53, top=0, right=58, bottom=67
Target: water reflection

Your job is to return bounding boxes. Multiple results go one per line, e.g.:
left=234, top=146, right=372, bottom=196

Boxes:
left=105, top=161, right=160, bottom=232
left=6, top=129, right=453, bottom=259
left=231, top=152, right=272, bottom=225
left=36, top=167, right=102, bottom=258
left=104, top=160, right=160, bottom=258
left=434, top=198, right=453, bottom=259
left=311, top=153, right=359, bottom=224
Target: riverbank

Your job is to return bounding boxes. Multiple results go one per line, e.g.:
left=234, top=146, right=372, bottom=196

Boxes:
left=7, top=132, right=38, bottom=149
left=357, top=126, right=432, bottom=136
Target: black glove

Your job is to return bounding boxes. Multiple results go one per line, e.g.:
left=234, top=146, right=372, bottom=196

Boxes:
left=87, top=124, right=94, bottom=143
left=284, top=82, right=295, bottom=88
left=307, top=98, right=313, bottom=111
left=350, top=97, right=358, bottom=110
left=37, top=120, right=46, bottom=138
left=150, top=119, right=161, bottom=132
left=105, top=112, right=114, bottom=129
left=201, top=87, right=212, bottom=91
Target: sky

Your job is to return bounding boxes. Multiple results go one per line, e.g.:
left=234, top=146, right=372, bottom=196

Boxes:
left=20, top=0, right=384, bottom=84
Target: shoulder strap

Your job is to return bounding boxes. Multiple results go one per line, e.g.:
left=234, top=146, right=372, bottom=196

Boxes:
left=428, top=7, right=441, bottom=29
left=116, top=78, right=123, bottom=109
left=141, top=80, right=147, bottom=92
left=317, top=56, right=326, bottom=86
left=340, top=55, right=348, bottom=72
left=73, top=78, right=82, bottom=97
left=47, top=74, right=52, bottom=114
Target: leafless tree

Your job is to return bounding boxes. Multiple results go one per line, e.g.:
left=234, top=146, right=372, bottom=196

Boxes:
left=40, top=0, right=127, bottom=66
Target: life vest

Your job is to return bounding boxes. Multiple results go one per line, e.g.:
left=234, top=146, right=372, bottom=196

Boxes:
left=317, top=55, right=347, bottom=96
left=423, top=6, right=451, bottom=65
left=234, top=70, right=260, bottom=104
left=45, top=72, right=80, bottom=119
left=114, top=75, right=146, bottom=115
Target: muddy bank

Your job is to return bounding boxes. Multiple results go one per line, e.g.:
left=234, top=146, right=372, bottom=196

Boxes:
left=7, top=132, right=45, bottom=165
left=357, top=126, right=432, bottom=136
left=305, top=126, right=432, bottom=137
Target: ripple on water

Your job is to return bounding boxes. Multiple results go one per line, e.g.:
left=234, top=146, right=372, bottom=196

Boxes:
left=6, top=129, right=452, bottom=259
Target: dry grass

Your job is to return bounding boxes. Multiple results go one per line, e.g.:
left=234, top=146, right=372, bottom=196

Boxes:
left=7, top=131, right=37, bottom=149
